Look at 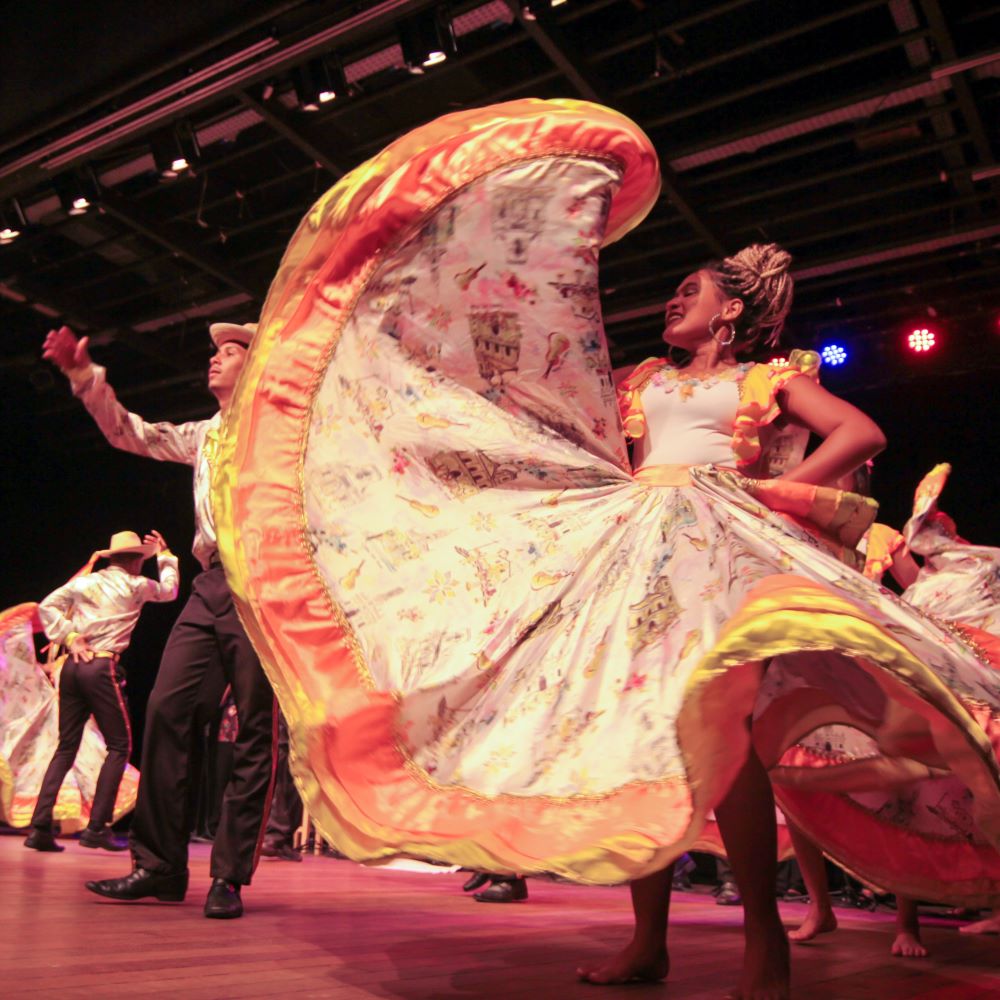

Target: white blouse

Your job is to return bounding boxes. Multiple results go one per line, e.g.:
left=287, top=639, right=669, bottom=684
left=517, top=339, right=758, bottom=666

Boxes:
left=632, top=363, right=753, bottom=471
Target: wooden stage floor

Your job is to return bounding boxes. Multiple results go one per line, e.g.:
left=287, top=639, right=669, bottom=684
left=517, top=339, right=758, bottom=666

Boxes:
left=2, top=836, right=996, bottom=999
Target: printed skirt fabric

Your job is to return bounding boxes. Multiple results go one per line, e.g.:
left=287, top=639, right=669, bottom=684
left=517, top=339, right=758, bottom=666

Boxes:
left=212, top=100, right=1000, bottom=899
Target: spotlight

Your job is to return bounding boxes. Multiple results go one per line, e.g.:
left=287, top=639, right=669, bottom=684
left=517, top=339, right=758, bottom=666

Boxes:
left=0, top=199, right=27, bottom=244
left=150, top=123, right=201, bottom=178
left=769, top=356, right=789, bottom=368
left=907, top=327, right=937, bottom=353
left=54, top=169, right=100, bottom=216
left=399, top=8, right=456, bottom=73
left=292, top=57, right=346, bottom=112
left=820, top=343, right=848, bottom=366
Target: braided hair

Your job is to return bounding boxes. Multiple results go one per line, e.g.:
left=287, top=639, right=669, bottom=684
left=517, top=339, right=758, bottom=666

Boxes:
left=705, top=243, right=794, bottom=349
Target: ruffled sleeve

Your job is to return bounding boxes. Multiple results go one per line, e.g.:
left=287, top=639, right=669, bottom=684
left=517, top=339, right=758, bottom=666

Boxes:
left=616, top=357, right=667, bottom=441
left=731, top=348, right=820, bottom=468
left=861, top=522, right=906, bottom=581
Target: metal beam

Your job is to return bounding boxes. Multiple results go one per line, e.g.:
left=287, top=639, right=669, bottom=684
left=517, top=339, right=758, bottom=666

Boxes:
left=604, top=220, right=1000, bottom=326
left=98, top=189, right=262, bottom=301
left=237, top=91, right=347, bottom=179
left=501, top=0, right=726, bottom=256
left=9, top=275, right=188, bottom=373
left=919, top=0, right=999, bottom=178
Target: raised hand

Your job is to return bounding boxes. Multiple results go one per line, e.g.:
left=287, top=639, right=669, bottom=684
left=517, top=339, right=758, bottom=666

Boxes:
left=42, top=326, right=92, bottom=372
left=144, top=529, right=168, bottom=554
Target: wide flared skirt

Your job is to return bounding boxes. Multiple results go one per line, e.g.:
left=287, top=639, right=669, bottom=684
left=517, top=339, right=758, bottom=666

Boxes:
left=0, top=604, right=139, bottom=833
left=213, top=100, right=1000, bottom=895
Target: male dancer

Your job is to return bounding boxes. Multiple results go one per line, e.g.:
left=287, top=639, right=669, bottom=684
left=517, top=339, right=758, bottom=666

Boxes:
left=43, top=321, right=275, bottom=919
left=26, top=529, right=178, bottom=852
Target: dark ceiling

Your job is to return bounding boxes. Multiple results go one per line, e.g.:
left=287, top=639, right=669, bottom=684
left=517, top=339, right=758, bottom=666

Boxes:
left=2, top=0, right=999, bottom=450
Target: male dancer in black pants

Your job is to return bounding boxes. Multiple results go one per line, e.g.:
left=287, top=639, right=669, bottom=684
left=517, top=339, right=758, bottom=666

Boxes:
left=43, top=321, right=275, bottom=919
left=26, top=529, right=178, bottom=852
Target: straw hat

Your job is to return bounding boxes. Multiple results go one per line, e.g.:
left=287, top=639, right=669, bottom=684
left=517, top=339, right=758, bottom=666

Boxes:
left=208, top=321, right=257, bottom=349
left=97, top=531, right=157, bottom=559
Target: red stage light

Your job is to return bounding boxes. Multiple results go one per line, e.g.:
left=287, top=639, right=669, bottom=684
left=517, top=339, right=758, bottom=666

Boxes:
left=907, top=327, right=936, bottom=353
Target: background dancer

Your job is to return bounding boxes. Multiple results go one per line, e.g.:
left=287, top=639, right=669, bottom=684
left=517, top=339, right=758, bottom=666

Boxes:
left=788, top=464, right=1000, bottom=955
left=25, top=529, right=177, bottom=852
left=42, top=321, right=275, bottom=919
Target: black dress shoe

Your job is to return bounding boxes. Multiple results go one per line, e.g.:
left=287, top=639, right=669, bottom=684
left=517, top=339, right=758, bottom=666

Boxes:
left=260, top=841, right=303, bottom=862
left=204, top=877, right=243, bottom=919
left=85, top=867, right=188, bottom=902
left=79, top=826, right=129, bottom=851
left=474, top=877, right=528, bottom=903
left=24, top=829, right=64, bottom=852
left=462, top=872, right=491, bottom=893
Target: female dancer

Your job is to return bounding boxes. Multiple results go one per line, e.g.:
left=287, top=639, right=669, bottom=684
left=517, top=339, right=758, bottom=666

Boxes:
left=210, top=101, right=1000, bottom=1000
left=787, top=465, right=1000, bottom=955
left=577, top=247, right=884, bottom=994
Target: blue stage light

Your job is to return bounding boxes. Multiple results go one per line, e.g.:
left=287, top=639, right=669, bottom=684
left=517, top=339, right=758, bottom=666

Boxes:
left=821, top=343, right=847, bottom=366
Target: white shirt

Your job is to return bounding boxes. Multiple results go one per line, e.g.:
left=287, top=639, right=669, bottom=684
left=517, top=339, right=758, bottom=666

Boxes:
left=38, top=555, right=180, bottom=655
left=69, top=363, right=221, bottom=569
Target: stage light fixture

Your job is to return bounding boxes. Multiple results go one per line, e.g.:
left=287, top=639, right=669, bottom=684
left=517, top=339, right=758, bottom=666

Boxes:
left=907, top=327, right=936, bottom=353
left=820, top=343, right=848, bottom=367
left=769, top=356, right=789, bottom=368
left=54, top=169, right=100, bottom=216
left=292, top=57, right=346, bottom=111
left=399, top=8, right=456, bottom=74
left=150, top=123, right=201, bottom=177
left=0, top=199, right=27, bottom=244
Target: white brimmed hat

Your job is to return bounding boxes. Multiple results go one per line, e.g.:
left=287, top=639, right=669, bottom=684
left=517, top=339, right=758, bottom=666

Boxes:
left=208, top=321, right=257, bottom=349
left=97, top=531, right=156, bottom=559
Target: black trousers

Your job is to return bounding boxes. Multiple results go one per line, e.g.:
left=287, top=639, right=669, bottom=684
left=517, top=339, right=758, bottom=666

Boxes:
left=130, top=566, right=276, bottom=884
left=31, top=653, right=131, bottom=832
left=264, top=714, right=303, bottom=847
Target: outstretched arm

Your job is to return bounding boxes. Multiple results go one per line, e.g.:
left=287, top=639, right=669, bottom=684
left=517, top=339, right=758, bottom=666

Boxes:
left=43, top=326, right=203, bottom=466
left=776, top=376, right=886, bottom=487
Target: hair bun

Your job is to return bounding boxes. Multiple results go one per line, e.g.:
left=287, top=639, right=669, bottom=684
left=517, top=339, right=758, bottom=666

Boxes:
left=714, top=242, right=794, bottom=348
left=743, top=243, right=792, bottom=281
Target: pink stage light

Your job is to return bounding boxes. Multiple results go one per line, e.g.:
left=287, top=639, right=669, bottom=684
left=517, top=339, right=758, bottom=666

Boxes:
left=907, top=327, right=936, bottom=353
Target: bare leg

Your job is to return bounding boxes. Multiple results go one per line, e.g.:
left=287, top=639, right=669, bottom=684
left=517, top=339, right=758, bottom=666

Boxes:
left=960, top=910, right=1000, bottom=935
left=891, top=897, right=928, bottom=957
left=576, top=864, right=673, bottom=985
left=714, top=738, right=790, bottom=1000
left=786, top=823, right=837, bottom=943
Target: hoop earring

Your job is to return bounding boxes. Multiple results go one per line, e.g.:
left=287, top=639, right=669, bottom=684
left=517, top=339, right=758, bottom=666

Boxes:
left=709, top=313, right=736, bottom=347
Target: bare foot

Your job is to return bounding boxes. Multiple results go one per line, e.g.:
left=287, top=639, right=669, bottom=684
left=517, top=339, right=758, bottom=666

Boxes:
left=577, top=939, right=669, bottom=985
left=726, top=918, right=790, bottom=999
left=891, top=931, right=928, bottom=958
left=788, top=905, right=837, bottom=943
left=960, top=913, right=1000, bottom=935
